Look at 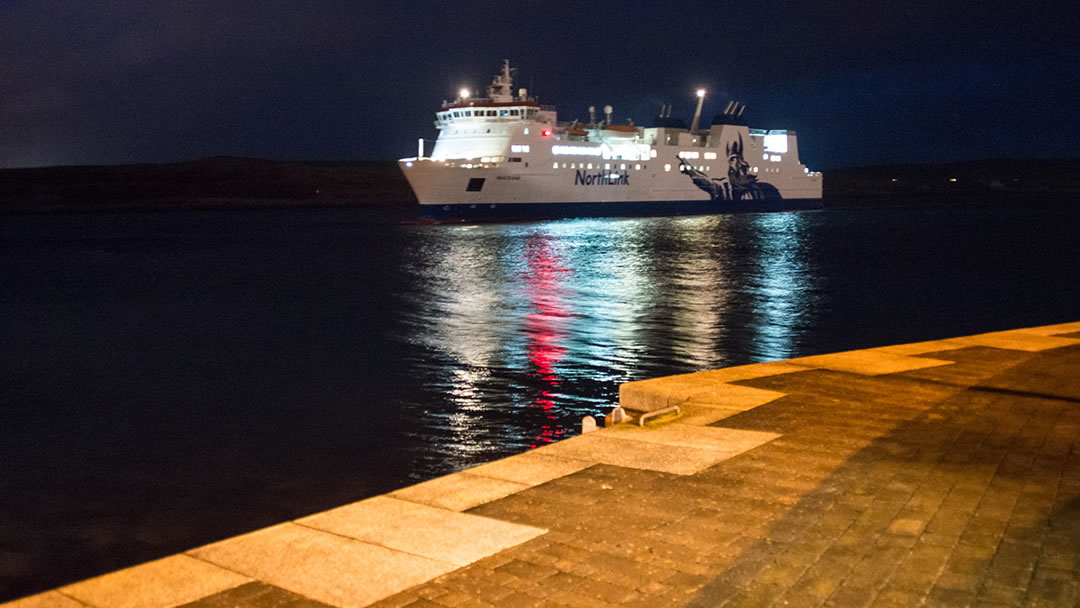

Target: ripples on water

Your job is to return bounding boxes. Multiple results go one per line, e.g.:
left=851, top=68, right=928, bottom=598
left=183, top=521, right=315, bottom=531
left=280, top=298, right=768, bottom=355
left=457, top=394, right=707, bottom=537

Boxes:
left=396, top=214, right=824, bottom=474
left=2, top=201, right=1079, bottom=599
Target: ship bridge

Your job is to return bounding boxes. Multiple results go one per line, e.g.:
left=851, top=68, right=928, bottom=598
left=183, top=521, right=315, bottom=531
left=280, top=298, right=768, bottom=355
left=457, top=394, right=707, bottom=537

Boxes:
left=428, top=60, right=556, bottom=162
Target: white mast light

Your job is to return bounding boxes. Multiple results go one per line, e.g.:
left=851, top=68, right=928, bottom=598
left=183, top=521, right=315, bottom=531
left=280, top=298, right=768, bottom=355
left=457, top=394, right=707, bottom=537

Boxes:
left=460, top=88, right=470, bottom=100
left=690, top=89, right=706, bottom=134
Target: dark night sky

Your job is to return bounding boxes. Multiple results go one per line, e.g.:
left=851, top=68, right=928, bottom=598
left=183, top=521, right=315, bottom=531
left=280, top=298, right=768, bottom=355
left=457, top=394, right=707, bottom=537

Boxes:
left=1, top=0, right=1076, bottom=170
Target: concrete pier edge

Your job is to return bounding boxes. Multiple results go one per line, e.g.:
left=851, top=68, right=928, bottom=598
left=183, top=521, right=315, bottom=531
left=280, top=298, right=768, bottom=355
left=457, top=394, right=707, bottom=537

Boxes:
left=5, top=321, right=1080, bottom=608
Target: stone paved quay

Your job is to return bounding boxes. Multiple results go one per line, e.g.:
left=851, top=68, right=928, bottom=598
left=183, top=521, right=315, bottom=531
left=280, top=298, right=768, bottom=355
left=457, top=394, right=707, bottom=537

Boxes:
left=7, top=322, right=1080, bottom=608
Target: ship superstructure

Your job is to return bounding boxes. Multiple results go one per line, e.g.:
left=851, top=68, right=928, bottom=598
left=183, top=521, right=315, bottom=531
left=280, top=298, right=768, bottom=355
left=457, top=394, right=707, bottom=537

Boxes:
left=399, top=61, right=822, bottom=220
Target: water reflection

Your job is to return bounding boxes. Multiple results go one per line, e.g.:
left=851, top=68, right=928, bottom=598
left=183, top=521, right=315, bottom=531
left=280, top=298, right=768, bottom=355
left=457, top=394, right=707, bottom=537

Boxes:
left=522, top=232, right=570, bottom=446
left=746, top=213, right=817, bottom=360
left=666, top=216, right=735, bottom=369
left=399, top=212, right=818, bottom=476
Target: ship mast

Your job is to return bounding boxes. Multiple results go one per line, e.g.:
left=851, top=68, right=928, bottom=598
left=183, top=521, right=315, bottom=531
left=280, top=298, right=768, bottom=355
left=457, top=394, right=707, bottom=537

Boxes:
left=488, top=59, right=514, bottom=102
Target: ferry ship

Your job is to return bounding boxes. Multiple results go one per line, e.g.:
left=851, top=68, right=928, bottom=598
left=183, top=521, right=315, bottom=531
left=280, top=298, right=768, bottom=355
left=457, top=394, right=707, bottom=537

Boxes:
left=399, top=61, right=822, bottom=220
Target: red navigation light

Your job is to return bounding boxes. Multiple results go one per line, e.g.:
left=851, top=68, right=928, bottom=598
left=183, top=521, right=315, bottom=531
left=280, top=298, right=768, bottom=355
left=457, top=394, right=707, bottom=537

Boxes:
left=542, top=129, right=552, bottom=137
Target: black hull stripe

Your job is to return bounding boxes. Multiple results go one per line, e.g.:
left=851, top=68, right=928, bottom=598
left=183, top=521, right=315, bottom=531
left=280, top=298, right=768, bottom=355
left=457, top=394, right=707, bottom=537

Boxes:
left=419, top=198, right=823, bottom=220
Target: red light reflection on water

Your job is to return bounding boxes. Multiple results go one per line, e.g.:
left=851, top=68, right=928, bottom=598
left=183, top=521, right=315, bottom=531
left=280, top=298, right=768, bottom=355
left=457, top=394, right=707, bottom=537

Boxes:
left=523, top=234, right=570, bottom=447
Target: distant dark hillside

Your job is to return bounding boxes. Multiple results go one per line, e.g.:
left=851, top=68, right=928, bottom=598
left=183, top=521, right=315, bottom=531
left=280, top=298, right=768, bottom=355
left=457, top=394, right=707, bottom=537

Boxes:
left=2, top=157, right=1077, bottom=214
left=824, top=159, right=1080, bottom=202
left=0, top=157, right=414, bottom=213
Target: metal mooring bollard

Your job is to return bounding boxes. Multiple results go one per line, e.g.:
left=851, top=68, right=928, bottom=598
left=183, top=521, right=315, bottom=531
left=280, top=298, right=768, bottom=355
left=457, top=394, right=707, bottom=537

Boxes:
left=605, top=406, right=629, bottom=426
left=581, top=416, right=598, bottom=433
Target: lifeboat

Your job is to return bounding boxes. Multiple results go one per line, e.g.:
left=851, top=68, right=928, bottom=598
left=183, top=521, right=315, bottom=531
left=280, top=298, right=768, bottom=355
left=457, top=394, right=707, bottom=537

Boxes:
left=602, top=124, right=638, bottom=140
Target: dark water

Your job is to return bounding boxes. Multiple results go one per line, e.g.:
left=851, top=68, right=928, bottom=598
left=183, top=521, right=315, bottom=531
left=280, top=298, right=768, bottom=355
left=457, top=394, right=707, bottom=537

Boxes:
left=2, top=198, right=1079, bottom=599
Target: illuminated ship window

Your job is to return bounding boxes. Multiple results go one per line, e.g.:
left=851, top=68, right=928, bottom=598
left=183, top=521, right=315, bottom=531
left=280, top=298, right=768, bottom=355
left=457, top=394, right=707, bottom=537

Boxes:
left=635, top=164, right=641, bottom=170
left=650, top=149, right=657, bottom=158
left=664, top=163, right=671, bottom=172
left=561, top=162, right=567, bottom=168
left=586, top=163, right=593, bottom=169
left=510, top=144, right=530, bottom=153
left=770, top=155, right=781, bottom=162
left=620, top=163, right=626, bottom=170
left=523, top=128, right=529, bottom=134
left=764, top=133, right=788, bottom=153
left=571, top=163, right=576, bottom=169
left=704, top=152, right=717, bottom=159
left=762, top=153, right=769, bottom=160
left=500, top=110, right=509, bottom=116
left=553, top=162, right=559, bottom=169
left=552, top=145, right=602, bottom=156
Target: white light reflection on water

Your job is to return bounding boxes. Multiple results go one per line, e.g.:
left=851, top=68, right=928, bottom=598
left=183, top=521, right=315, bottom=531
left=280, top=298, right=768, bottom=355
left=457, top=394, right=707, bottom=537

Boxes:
left=399, top=212, right=818, bottom=475
left=666, top=215, right=736, bottom=369
left=746, top=212, right=817, bottom=360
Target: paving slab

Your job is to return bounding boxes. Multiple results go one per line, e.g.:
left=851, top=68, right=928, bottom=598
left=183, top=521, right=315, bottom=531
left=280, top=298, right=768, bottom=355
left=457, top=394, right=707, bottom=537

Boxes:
left=1, top=592, right=85, bottom=608
left=950, top=331, right=1080, bottom=352
left=620, top=368, right=796, bottom=413
left=538, top=430, right=777, bottom=475
left=466, top=450, right=593, bottom=486
left=789, top=350, right=954, bottom=375
left=188, top=523, right=454, bottom=608
left=603, top=422, right=780, bottom=453
left=298, top=496, right=546, bottom=567
left=388, top=471, right=530, bottom=511
left=58, top=554, right=250, bottom=608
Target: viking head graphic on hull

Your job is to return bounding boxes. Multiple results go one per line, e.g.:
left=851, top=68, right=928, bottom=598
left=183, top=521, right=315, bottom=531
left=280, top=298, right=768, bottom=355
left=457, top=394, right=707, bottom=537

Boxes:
left=680, top=134, right=780, bottom=201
